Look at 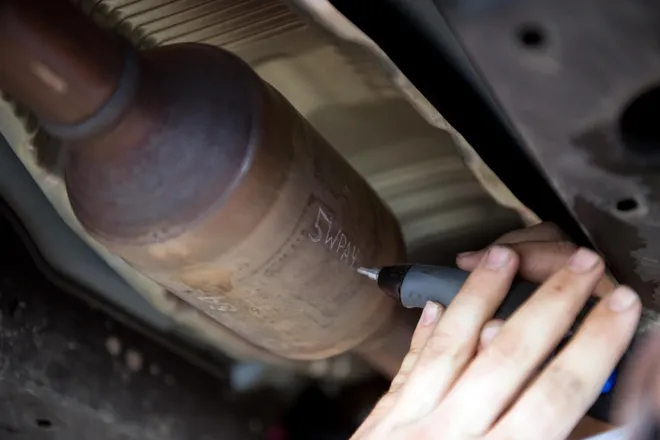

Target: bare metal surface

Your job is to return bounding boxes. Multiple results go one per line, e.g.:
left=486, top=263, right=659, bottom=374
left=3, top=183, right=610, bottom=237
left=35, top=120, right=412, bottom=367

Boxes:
left=1, top=0, right=409, bottom=366
left=293, top=0, right=539, bottom=227
left=433, top=0, right=660, bottom=313
left=86, top=0, right=307, bottom=52
left=67, top=45, right=406, bottom=360
left=0, top=0, right=521, bottom=368
left=71, top=0, right=522, bottom=258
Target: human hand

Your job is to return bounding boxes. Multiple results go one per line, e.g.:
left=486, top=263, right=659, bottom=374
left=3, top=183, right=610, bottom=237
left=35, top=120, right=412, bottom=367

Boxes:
left=455, top=223, right=620, bottom=438
left=353, top=228, right=641, bottom=439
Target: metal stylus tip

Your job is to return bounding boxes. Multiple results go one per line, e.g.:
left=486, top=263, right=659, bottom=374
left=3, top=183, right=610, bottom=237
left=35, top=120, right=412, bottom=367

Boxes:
left=357, top=267, right=380, bottom=281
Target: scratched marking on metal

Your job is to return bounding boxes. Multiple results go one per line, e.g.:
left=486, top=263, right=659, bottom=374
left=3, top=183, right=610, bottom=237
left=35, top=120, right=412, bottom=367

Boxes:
left=308, top=204, right=362, bottom=269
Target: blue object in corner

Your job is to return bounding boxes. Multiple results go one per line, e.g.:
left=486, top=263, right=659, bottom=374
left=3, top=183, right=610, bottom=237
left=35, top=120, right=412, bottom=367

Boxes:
left=601, top=370, right=617, bottom=394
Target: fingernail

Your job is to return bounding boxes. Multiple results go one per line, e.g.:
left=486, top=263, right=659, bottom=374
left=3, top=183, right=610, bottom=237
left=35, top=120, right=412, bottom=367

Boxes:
left=485, top=246, right=511, bottom=269
left=568, top=248, right=600, bottom=273
left=608, top=286, right=639, bottom=312
left=420, top=301, right=441, bottom=326
left=480, top=322, right=502, bottom=346
left=457, top=251, right=477, bottom=259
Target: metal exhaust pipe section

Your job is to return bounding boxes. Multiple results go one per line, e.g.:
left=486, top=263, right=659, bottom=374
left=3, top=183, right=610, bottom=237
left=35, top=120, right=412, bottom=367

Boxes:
left=0, top=0, right=413, bottom=375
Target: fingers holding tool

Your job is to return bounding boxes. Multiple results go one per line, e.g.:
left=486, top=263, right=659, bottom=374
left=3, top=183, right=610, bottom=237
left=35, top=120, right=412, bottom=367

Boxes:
left=432, top=249, right=606, bottom=438
left=389, top=246, right=520, bottom=426
left=352, top=246, right=640, bottom=440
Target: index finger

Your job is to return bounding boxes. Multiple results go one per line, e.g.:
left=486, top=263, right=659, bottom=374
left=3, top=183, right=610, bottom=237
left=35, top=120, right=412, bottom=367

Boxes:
left=493, top=222, right=567, bottom=245
left=457, top=241, right=616, bottom=297
left=458, top=240, right=576, bottom=283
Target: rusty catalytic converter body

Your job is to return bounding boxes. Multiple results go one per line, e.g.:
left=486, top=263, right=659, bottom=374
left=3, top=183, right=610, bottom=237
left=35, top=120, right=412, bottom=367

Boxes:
left=0, top=0, right=407, bottom=362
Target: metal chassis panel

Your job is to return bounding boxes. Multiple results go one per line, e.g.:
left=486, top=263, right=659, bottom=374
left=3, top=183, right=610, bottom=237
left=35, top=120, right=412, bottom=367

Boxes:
left=433, top=0, right=660, bottom=316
